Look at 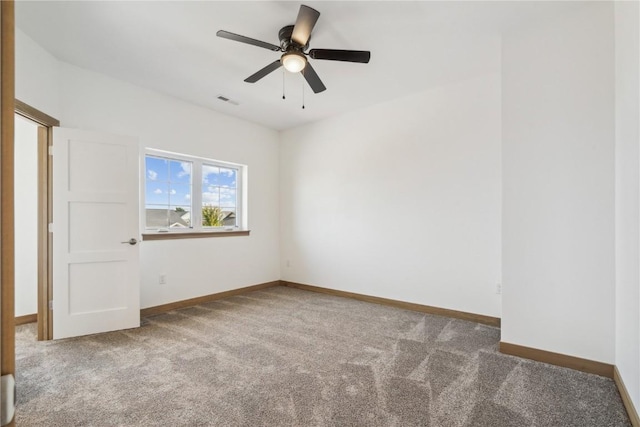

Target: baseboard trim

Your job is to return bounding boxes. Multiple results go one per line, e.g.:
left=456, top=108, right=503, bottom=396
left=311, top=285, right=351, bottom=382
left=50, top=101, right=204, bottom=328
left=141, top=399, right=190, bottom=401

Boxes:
left=614, top=366, right=640, bottom=426
left=15, top=313, right=37, bottom=325
left=140, top=281, right=281, bottom=318
left=499, top=341, right=613, bottom=378
left=280, top=281, right=501, bottom=327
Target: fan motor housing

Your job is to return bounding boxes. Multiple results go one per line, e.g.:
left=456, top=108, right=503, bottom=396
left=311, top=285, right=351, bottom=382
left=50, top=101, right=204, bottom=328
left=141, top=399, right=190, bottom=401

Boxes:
left=279, top=25, right=309, bottom=51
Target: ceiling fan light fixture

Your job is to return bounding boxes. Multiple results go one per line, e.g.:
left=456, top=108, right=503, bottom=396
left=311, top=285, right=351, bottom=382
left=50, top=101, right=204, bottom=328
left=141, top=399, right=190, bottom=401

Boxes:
left=282, top=51, right=307, bottom=73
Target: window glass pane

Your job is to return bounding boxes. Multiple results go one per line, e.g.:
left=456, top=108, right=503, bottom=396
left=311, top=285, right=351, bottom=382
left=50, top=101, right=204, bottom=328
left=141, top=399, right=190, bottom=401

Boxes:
left=169, top=183, right=191, bottom=207
left=168, top=206, right=191, bottom=228
left=222, top=208, right=237, bottom=227
left=220, top=188, right=236, bottom=208
left=169, top=160, right=191, bottom=184
left=202, top=185, right=220, bottom=207
left=203, top=165, right=220, bottom=186
left=202, top=164, right=238, bottom=227
left=145, top=155, right=192, bottom=229
left=202, top=205, right=224, bottom=227
left=219, top=168, right=236, bottom=188
left=145, top=207, right=170, bottom=229
left=145, top=156, right=168, bottom=183
left=145, top=182, right=169, bottom=206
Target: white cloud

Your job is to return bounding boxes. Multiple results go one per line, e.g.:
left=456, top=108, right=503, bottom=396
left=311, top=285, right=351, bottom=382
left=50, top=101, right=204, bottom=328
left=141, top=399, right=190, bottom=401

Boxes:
left=185, top=194, right=191, bottom=200
left=170, top=189, right=177, bottom=195
left=153, top=188, right=162, bottom=194
left=200, top=186, right=236, bottom=207
left=219, top=187, right=236, bottom=207
left=148, top=169, right=158, bottom=181
left=177, top=162, right=191, bottom=179
left=202, top=165, right=218, bottom=184
left=203, top=166, right=236, bottom=185
left=203, top=165, right=218, bottom=175
left=202, top=192, right=219, bottom=204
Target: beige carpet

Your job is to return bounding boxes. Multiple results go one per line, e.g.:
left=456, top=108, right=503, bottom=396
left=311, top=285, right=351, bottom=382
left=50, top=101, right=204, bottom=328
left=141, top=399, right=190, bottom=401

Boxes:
left=16, top=286, right=630, bottom=426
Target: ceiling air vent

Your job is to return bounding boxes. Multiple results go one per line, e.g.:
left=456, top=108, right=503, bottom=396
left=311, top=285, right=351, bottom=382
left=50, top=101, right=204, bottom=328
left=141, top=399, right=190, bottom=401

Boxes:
left=216, top=95, right=239, bottom=106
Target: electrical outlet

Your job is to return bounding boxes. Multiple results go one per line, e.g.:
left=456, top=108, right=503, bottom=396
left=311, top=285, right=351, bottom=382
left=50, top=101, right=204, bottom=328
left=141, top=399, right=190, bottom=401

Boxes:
left=159, top=274, right=167, bottom=285
left=496, top=283, right=502, bottom=295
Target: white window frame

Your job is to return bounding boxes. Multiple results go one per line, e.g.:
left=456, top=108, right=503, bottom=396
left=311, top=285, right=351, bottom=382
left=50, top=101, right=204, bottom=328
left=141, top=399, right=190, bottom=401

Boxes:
left=142, top=148, right=246, bottom=233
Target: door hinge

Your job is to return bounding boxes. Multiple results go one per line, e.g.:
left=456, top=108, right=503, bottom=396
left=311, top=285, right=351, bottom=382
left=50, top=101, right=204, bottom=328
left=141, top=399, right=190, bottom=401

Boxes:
left=49, top=300, right=53, bottom=310
left=1, top=374, right=15, bottom=426
left=48, top=146, right=53, bottom=156
left=48, top=223, right=53, bottom=233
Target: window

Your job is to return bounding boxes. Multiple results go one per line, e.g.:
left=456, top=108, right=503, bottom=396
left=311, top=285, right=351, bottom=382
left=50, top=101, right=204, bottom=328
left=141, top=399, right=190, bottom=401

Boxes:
left=144, top=150, right=244, bottom=232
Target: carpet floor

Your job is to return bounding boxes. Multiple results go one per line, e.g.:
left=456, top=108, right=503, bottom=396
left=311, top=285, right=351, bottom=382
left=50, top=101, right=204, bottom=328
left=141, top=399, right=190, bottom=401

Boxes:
left=16, top=286, right=630, bottom=426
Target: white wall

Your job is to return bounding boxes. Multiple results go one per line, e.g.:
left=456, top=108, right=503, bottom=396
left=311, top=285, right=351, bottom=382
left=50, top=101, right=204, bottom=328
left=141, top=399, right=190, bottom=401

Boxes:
left=14, top=115, right=39, bottom=317
left=17, top=30, right=281, bottom=309
left=15, top=29, right=60, bottom=120
left=280, top=72, right=502, bottom=318
left=501, top=3, right=615, bottom=363
left=615, top=0, right=640, bottom=412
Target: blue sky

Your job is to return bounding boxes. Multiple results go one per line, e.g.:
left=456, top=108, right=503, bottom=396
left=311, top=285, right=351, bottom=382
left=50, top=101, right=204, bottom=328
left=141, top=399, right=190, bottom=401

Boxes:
left=145, top=156, right=237, bottom=211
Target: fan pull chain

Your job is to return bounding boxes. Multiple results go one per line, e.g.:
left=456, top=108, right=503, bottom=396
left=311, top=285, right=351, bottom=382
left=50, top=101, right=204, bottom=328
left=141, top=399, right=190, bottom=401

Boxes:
left=302, top=70, right=305, bottom=109
left=282, top=68, right=286, bottom=100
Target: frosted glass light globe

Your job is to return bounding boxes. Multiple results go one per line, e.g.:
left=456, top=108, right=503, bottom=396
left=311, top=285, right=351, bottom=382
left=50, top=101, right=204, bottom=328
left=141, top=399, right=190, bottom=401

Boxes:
left=282, top=52, right=307, bottom=73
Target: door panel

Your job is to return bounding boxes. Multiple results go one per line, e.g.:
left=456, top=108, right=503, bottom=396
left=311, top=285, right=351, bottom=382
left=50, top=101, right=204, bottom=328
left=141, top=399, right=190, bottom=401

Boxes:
left=69, top=202, right=127, bottom=252
left=53, top=127, right=139, bottom=339
left=69, top=262, right=127, bottom=314
left=68, top=139, right=128, bottom=193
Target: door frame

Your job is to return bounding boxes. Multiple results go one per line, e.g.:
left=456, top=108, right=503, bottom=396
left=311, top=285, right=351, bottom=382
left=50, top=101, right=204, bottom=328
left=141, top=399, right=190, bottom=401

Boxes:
left=1, top=1, right=15, bottom=425
left=14, top=100, right=59, bottom=341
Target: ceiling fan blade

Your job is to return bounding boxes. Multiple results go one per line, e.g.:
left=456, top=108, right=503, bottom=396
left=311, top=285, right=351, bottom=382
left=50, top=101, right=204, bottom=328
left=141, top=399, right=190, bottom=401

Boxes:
left=302, top=62, right=326, bottom=93
left=309, top=49, right=371, bottom=63
left=216, top=30, right=281, bottom=52
left=244, top=60, right=283, bottom=83
left=291, top=5, right=320, bottom=47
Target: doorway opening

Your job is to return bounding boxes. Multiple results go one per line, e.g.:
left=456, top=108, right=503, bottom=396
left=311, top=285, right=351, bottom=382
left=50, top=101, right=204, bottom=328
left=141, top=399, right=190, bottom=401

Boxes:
left=14, top=100, right=59, bottom=341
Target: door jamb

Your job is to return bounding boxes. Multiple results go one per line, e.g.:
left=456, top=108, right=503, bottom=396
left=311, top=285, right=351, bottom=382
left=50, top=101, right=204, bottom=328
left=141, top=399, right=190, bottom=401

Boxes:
left=1, top=2, right=16, bottom=425
left=14, top=99, right=58, bottom=341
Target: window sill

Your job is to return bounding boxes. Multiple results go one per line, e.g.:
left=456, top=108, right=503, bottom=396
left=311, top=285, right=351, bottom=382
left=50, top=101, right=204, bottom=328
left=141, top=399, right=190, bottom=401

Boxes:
left=141, top=229, right=250, bottom=241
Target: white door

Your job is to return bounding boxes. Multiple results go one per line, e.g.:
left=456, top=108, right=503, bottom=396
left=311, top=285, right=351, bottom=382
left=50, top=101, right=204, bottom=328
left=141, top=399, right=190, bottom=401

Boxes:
left=52, top=127, right=140, bottom=339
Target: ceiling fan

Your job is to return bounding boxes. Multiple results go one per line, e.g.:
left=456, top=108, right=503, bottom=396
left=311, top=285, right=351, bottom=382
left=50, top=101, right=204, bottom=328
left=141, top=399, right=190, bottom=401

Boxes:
left=216, top=4, right=371, bottom=94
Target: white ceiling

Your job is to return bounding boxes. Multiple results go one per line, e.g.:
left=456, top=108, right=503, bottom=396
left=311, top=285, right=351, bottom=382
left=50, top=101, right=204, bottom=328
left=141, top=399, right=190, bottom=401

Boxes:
left=16, top=1, right=588, bottom=131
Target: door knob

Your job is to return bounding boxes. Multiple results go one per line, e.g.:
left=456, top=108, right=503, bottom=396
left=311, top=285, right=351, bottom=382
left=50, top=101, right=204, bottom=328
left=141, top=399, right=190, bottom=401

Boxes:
left=121, top=238, right=137, bottom=245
